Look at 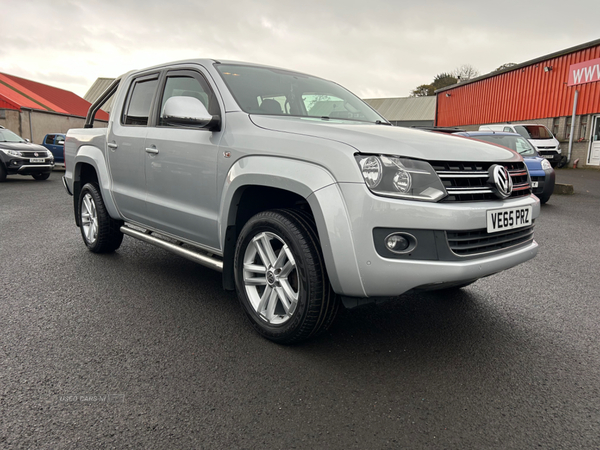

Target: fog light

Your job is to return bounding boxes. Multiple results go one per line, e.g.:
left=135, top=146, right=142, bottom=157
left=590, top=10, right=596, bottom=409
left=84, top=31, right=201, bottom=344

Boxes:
left=386, top=234, right=409, bottom=252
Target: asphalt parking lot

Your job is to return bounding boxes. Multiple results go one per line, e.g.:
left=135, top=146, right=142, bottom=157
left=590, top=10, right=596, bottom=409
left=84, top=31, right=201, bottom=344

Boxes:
left=1, top=168, right=599, bottom=449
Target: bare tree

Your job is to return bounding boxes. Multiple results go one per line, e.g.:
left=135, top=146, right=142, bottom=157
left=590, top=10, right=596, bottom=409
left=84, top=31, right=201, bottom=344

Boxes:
left=453, top=64, right=480, bottom=82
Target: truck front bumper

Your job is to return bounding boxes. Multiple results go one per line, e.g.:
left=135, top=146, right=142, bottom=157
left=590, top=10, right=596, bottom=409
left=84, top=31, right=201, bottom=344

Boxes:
left=311, top=183, right=540, bottom=298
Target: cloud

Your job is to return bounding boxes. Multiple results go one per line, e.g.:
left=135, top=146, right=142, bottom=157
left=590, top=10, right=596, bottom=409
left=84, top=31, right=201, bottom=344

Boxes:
left=2, top=0, right=598, bottom=97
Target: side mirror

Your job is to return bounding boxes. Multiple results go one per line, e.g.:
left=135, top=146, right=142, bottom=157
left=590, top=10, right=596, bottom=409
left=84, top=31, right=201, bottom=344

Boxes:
left=57, top=140, right=65, bottom=145
left=162, top=96, right=220, bottom=130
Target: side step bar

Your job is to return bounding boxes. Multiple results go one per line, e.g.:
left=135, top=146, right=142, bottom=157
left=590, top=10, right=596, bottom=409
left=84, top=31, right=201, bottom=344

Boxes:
left=120, top=226, right=223, bottom=272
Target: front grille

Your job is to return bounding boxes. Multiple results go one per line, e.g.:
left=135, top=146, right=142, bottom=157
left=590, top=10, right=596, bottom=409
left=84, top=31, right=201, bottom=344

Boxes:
left=538, top=150, right=558, bottom=156
left=447, top=224, right=535, bottom=256
left=20, top=151, right=49, bottom=158
left=430, top=161, right=531, bottom=202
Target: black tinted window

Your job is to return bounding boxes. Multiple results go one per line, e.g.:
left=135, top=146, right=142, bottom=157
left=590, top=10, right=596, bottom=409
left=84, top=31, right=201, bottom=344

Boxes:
left=123, top=78, right=158, bottom=126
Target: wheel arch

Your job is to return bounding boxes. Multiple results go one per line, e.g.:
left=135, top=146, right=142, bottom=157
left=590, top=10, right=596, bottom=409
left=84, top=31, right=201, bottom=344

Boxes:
left=219, top=156, right=362, bottom=295
left=72, top=146, right=120, bottom=226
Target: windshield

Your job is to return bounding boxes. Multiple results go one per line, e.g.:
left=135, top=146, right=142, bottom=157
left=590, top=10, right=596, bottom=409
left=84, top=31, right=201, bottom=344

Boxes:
left=216, top=64, right=386, bottom=124
left=0, top=129, right=26, bottom=143
left=514, top=125, right=553, bottom=140
left=473, top=134, right=537, bottom=156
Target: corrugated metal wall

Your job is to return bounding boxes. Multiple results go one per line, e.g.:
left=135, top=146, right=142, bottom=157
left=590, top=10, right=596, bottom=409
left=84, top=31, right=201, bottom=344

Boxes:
left=436, top=44, right=600, bottom=127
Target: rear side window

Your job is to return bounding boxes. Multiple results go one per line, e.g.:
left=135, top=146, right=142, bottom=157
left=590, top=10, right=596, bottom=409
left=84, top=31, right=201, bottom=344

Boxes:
left=122, top=77, right=158, bottom=126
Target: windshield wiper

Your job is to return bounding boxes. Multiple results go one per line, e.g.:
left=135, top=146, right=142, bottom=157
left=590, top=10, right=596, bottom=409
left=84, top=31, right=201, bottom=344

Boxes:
left=375, top=120, right=391, bottom=126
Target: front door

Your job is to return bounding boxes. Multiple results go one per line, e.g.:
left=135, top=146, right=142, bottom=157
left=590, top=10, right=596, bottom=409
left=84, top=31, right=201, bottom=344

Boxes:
left=588, top=115, right=600, bottom=166
left=143, top=69, right=222, bottom=249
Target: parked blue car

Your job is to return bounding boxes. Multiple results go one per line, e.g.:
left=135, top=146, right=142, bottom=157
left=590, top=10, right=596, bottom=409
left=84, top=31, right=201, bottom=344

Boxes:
left=41, top=133, right=66, bottom=165
left=454, top=131, right=555, bottom=204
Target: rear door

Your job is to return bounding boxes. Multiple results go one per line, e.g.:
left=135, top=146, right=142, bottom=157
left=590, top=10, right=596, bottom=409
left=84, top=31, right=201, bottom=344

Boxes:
left=143, top=68, right=223, bottom=249
left=107, top=73, right=159, bottom=223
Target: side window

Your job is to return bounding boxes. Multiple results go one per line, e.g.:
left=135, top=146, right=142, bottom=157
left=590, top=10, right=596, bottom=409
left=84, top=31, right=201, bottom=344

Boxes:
left=122, top=77, right=158, bottom=126
left=159, top=73, right=218, bottom=126
left=44, top=135, right=55, bottom=145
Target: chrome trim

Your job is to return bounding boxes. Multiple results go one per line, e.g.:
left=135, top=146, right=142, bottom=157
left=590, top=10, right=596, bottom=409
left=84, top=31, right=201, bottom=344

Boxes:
left=437, top=173, right=488, bottom=178
left=446, top=187, right=493, bottom=194
left=17, top=164, right=54, bottom=172
left=120, top=226, right=223, bottom=272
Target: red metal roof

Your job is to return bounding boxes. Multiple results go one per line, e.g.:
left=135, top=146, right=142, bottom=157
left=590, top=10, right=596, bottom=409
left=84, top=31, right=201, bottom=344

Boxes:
left=435, top=40, right=600, bottom=127
left=0, top=72, right=109, bottom=120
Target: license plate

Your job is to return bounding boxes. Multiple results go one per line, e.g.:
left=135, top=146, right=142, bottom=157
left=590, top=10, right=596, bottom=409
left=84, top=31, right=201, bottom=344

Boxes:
left=532, top=181, right=539, bottom=188
left=30, top=158, right=45, bottom=163
left=487, top=206, right=532, bottom=233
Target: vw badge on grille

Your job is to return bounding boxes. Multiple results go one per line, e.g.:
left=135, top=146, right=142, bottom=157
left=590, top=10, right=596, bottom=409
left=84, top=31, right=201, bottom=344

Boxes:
left=34, top=152, right=39, bottom=157
left=488, top=164, right=513, bottom=199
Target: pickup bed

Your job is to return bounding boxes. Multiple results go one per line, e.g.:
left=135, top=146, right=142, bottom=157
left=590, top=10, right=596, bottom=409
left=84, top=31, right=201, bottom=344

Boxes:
left=63, top=59, right=539, bottom=343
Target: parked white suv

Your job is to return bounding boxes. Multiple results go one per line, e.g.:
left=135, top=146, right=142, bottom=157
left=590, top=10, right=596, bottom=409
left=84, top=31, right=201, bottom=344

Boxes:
left=479, top=124, right=561, bottom=167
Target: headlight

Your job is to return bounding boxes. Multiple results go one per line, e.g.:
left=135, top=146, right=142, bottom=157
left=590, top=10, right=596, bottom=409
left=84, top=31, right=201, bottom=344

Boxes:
left=556, top=145, right=561, bottom=154
left=46, top=151, right=54, bottom=159
left=0, top=148, right=23, bottom=157
left=355, top=154, right=447, bottom=202
left=541, top=159, right=552, bottom=170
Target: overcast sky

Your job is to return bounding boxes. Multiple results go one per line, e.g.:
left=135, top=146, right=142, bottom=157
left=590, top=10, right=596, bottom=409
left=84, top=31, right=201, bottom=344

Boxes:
left=2, top=0, right=598, bottom=99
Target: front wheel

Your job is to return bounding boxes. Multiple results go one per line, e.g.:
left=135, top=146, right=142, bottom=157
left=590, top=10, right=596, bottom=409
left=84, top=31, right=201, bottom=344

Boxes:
left=32, top=173, right=50, bottom=181
left=0, top=163, right=7, bottom=182
left=234, top=209, right=338, bottom=344
left=78, top=183, right=123, bottom=253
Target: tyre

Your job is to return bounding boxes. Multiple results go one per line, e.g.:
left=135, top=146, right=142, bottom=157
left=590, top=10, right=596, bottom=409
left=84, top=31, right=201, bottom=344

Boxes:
left=234, top=209, right=338, bottom=344
left=0, top=163, right=6, bottom=182
left=78, top=183, right=123, bottom=253
left=540, top=195, right=550, bottom=204
left=32, top=173, right=50, bottom=181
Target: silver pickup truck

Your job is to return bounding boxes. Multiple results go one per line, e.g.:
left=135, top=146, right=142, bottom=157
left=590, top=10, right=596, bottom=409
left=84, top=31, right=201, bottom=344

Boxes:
left=63, top=59, right=539, bottom=344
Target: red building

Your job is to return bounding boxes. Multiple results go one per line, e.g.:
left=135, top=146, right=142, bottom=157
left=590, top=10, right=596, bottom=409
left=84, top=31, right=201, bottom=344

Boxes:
left=0, top=73, right=108, bottom=144
left=435, top=38, right=600, bottom=167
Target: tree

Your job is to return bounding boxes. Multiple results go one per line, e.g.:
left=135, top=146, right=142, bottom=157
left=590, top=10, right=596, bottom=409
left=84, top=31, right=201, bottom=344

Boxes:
left=494, top=63, right=517, bottom=72
left=411, top=84, right=435, bottom=97
left=410, top=73, right=458, bottom=97
left=431, top=73, right=458, bottom=90
left=453, top=64, right=480, bottom=81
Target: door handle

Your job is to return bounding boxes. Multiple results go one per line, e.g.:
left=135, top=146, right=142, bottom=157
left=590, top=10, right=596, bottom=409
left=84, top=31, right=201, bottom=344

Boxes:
left=145, top=147, right=159, bottom=155
left=107, top=142, right=118, bottom=149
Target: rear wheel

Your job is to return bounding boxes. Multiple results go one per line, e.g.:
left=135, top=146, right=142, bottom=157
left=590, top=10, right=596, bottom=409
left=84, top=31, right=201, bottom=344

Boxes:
left=234, top=209, right=338, bottom=344
left=32, top=173, right=50, bottom=181
left=78, top=183, right=123, bottom=253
